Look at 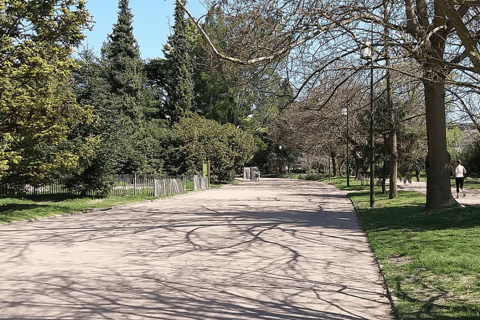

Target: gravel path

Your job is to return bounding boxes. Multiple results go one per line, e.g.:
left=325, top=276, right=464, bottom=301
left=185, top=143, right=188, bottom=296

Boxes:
left=0, top=178, right=393, bottom=320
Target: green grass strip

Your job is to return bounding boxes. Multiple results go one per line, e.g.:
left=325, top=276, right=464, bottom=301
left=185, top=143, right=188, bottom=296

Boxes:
left=0, top=194, right=160, bottom=224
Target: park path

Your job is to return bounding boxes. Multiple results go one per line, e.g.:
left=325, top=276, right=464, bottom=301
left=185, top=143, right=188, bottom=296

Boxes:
left=0, top=178, right=393, bottom=320
left=397, top=180, right=480, bottom=207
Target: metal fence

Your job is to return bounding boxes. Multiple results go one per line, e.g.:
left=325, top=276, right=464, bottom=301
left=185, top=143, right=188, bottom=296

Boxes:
left=193, top=175, right=209, bottom=191
left=0, top=174, right=209, bottom=198
left=110, top=175, right=209, bottom=196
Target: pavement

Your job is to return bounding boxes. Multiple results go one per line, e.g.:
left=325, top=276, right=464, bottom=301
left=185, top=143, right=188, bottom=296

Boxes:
left=397, top=180, right=480, bottom=207
left=0, top=178, right=394, bottom=320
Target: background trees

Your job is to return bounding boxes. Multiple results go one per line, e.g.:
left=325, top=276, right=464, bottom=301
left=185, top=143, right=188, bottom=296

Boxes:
left=67, top=0, right=166, bottom=195
left=0, top=0, right=95, bottom=189
left=67, top=0, right=264, bottom=187
left=7, top=0, right=478, bottom=199
left=179, top=0, right=480, bottom=210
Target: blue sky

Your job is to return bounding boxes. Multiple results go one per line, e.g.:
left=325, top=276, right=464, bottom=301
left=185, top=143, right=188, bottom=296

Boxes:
left=81, top=0, right=207, bottom=60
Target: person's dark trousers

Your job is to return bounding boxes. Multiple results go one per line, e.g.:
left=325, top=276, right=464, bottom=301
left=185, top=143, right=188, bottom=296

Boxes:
left=456, top=177, right=464, bottom=194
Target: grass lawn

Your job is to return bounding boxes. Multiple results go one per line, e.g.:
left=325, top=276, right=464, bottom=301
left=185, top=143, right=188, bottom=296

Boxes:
left=0, top=194, right=160, bottom=224
left=318, top=176, right=372, bottom=191
left=464, top=177, right=480, bottom=190
left=318, top=176, right=480, bottom=319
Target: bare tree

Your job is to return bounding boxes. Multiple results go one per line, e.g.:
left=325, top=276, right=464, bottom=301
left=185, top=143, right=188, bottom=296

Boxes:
left=179, top=0, right=480, bottom=211
left=271, top=75, right=369, bottom=178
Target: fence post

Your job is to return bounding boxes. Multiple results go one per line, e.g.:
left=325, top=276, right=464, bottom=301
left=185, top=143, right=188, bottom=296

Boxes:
left=134, top=173, right=137, bottom=196
left=208, top=160, right=211, bottom=189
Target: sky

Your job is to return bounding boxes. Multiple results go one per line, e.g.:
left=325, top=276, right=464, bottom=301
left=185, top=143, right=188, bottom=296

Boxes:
left=80, top=0, right=207, bottom=60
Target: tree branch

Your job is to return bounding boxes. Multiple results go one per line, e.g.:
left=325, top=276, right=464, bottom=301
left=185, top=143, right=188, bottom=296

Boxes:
left=405, top=0, right=424, bottom=38
left=177, top=0, right=374, bottom=66
left=437, top=0, right=480, bottom=74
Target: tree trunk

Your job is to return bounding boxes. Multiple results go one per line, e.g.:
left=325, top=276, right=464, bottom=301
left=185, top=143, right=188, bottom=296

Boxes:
left=339, top=159, right=343, bottom=178
left=423, top=79, right=458, bottom=211
left=384, top=0, right=398, bottom=199
left=382, top=156, right=387, bottom=194
left=389, top=125, right=398, bottom=198
left=354, top=153, right=365, bottom=185
left=387, top=65, right=398, bottom=198
left=331, top=151, right=337, bottom=177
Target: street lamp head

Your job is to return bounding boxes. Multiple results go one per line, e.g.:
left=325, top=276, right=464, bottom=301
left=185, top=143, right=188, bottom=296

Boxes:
left=361, top=42, right=372, bottom=60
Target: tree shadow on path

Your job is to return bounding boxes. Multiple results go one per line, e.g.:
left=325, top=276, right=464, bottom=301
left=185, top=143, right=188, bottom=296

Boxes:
left=0, top=178, right=393, bottom=319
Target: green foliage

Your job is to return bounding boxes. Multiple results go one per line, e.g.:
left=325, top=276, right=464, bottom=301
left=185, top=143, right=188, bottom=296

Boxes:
left=73, top=49, right=112, bottom=112
left=446, top=122, right=467, bottom=164
left=359, top=88, right=427, bottom=182
left=101, top=0, right=149, bottom=121
left=168, top=115, right=257, bottom=181
left=145, top=4, right=292, bottom=178
left=161, top=0, right=195, bottom=123
left=100, top=0, right=161, bottom=174
left=67, top=0, right=166, bottom=195
left=0, top=0, right=95, bottom=186
left=248, top=136, right=298, bottom=174
left=461, top=142, right=480, bottom=177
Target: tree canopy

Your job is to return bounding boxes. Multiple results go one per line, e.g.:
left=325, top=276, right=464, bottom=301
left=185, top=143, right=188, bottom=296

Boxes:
left=168, top=115, right=257, bottom=181
left=0, top=0, right=95, bottom=187
left=178, top=0, right=480, bottom=210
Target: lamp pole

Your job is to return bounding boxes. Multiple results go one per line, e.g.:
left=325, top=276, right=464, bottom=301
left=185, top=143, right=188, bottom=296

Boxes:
left=328, top=147, right=331, bottom=181
left=343, top=107, right=350, bottom=187
left=279, top=145, right=282, bottom=174
left=362, top=40, right=375, bottom=208
left=369, top=54, right=374, bottom=208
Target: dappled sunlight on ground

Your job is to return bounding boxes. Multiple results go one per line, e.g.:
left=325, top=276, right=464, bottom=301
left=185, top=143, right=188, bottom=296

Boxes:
left=0, top=178, right=393, bottom=319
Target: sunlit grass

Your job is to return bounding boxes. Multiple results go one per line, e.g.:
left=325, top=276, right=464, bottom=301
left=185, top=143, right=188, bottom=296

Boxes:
left=463, top=177, right=480, bottom=190
left=350, top=189, right=480, bottom=319
left=0, top=195, right=160, bottom=224
left=318, top=176, right=373, bottom=191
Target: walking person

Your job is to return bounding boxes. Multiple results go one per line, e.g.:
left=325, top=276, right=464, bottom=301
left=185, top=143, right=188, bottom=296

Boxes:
left=415, top=162, right=421, bottom=182
left=455, top=159, right=467, bottom=198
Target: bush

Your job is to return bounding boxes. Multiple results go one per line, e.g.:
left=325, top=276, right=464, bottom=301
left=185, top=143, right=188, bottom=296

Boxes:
left=167, top=115, right=257, bottom=182
left=302, top=173, right=326, bottom=181
left=461, top=142, right=480, bottom=177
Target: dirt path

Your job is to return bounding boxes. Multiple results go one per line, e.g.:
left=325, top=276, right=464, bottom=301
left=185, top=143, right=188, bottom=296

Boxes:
left=397, top=180, right=480, bottom=207
left=0, top=178, right=393, bottom=319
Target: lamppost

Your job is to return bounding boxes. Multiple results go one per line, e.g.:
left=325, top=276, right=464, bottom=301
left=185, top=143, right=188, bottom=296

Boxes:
left=342, top=107, right=350, bottom=187
left=279, top=145, right=282, bottom=174
left=328, top=147, right=331, bottom=181
left=362, top=41, right=375, bottom=208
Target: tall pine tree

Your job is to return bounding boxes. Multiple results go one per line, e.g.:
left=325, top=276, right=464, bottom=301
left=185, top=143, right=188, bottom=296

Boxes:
left=163, top=0, right=194, bottom=123
left=102, top=0, right=146, bottom=121
left=101, top=0, right=164, bottom=175
left=67, top=0, right=164, bottom=195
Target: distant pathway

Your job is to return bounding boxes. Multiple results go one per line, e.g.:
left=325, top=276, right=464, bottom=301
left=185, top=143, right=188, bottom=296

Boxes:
left=397, top=180, right=480, bottom=207
left=0, top=178, right=393, bottom=319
